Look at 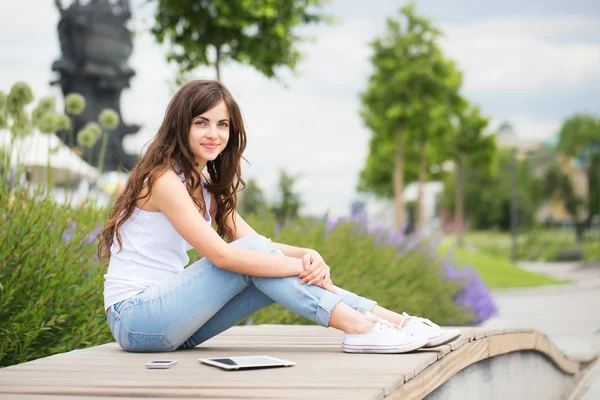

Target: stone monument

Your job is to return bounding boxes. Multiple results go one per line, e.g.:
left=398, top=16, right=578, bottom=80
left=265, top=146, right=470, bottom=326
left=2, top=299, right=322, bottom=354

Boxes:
left=52, top=0, right=139, bottom=171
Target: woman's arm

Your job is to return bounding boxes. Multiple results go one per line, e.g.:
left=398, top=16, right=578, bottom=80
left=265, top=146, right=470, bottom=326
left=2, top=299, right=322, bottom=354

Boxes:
left=152, top=170, right=304, bottom=277
left=224, top=210, right=313, bottom=259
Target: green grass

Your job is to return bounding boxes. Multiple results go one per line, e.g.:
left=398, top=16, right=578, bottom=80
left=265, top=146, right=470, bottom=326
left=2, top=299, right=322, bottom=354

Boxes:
left=440, top=243, right=570, bottom=289
left=461, top=230, right=600, bottom=262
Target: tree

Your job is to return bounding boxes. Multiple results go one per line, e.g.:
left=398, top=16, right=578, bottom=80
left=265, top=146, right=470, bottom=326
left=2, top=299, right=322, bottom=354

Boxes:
left=557, top=114, right=600, bottom=224
left=359, top=3, right=457, bottom=232
left=444, top=100, right=495, bottom=247
left=238, top=178, right=267, bottom=215
left=271, top=170, right=302, bottom=224
left=150, top=0, right=331, bottom=81
left=443, top=149, right=541, bottom=232
left=541, top=161, right=584, bottom=239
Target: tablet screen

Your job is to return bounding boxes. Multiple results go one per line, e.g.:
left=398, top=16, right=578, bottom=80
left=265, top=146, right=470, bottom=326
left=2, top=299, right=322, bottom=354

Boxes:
left=199, top=355, right=296, bottom=370
left=210, top=358, right=238, bottom=366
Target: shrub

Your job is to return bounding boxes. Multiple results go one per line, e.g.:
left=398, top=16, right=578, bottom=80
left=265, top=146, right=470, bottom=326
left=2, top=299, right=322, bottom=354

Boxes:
left=226, top=213, right=496, bottom=327
left=0, top=169, right=111, bottom=367
left=1, top=170, right=493, bottom=367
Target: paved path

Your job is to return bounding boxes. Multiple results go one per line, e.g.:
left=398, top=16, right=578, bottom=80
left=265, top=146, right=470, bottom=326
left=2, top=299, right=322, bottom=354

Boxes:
left=482, top=261, right=600, bottom=399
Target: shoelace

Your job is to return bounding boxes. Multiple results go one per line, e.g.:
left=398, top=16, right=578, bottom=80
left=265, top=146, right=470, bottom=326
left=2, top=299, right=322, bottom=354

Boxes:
left=367, top=313, right=410, bottom=336
left=403, top=312, right=440, bottom=330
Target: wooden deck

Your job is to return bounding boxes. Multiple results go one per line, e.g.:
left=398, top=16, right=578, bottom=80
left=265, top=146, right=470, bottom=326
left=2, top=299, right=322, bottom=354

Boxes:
left=0, top=325, right=589, bottom=399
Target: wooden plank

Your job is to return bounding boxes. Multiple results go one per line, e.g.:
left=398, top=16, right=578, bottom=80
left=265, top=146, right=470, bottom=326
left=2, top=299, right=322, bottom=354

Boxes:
left=534, top=333, right=580, bottom=375
left=487, top=332, right=536, bottom=357
left=449, top=337, right=469, bottom=351
left=0, top=326, right=585, bottom=400
left=0, top=386, right=384, bottom=399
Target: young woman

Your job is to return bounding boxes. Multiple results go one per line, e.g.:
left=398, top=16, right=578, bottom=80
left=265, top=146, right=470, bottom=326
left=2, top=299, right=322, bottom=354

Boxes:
left=98, top=80, right=460, bottom=354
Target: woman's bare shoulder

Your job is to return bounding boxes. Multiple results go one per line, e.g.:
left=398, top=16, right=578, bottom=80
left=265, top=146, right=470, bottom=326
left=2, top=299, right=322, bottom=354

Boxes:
left=136, top=169, right=180, bottom=211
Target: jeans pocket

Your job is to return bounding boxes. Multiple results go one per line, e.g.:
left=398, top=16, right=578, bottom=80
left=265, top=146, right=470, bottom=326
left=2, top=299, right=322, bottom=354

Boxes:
left=125, top=330, right=174, bottom=353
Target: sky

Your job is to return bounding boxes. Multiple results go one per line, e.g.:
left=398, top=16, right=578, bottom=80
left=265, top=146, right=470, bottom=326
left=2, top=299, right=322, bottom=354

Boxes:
left=1, top=0, right=599, bottom=218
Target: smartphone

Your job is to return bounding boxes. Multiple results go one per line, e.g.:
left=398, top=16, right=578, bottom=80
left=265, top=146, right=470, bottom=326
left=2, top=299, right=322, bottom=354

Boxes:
left=145, top=360, right=178, bottom=369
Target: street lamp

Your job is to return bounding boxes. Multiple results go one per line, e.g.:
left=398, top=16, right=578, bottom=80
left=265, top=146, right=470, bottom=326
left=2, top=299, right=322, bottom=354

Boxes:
left=510, top=147, right=519, bottom=263
left=498, top=122, right=519, bottom=262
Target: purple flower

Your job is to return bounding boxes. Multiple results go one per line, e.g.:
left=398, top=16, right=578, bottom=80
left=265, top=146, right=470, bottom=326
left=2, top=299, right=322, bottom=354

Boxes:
left=444, top=261, right=497, bottom=325
left=245, top=319, right=254, bottom=326
left=62, top=231, right=73, bottom=243
left=324, top=217, right=338, bottom=236
left=274, top=222, right=281, bottom=235
left=86, top=224, right=102, bottom=245
left=401, top=221, right=409, bottom=233
left=351, top=210, right=369, bottom=228
left=62, top=221, right=77, bottom=243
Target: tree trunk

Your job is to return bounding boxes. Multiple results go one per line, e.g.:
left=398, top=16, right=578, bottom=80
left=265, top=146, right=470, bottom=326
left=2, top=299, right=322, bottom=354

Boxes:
left=394, top=121, right=405, bottom=232
left=455, top=154, right=464, bottom=248
left=215, top=46, right=222, bottom=81
left=416, top=138, right=426, bottom=233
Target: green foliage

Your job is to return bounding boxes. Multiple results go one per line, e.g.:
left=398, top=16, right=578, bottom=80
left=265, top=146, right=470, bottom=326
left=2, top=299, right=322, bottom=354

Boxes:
left=558, top=114, right=600, bottom=160
left=270, top=170, right=302, bottom=224
left=443, top=150, right=542, bottom=230
left=358, top=3, right=460, bottom=198
left=439, top=243, right=567, bottom=288
left=0, top=174, right=110, bottom=367
left=557, top=114, right=600, bottom=220
left=444, top=101, right=495, bottom=166
left=241, top=214, right=471, bottom=326
left=460, top=230, right=600, bottom=263
left=150, top=0, right=331, bottom=79
left=541, top=163, right=583, bottom=219
left=238, top=178, right=267, bottom=215
left=1, top=170, right=473, bottom=367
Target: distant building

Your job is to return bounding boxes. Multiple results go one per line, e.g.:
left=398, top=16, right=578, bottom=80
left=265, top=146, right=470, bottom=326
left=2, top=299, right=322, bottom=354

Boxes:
left=496, top=122, right=543, bottom=157
left=495, top=121, right=588, bottom=224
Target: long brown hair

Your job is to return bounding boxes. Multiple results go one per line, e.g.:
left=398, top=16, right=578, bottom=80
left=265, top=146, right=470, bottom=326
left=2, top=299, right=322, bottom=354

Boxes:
left=98, top=80, right=247, bottom=262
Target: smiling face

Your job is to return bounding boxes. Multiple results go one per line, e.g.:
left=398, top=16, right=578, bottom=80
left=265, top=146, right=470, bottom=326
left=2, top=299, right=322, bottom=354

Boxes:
left=188, top=99, right=230, bottom=169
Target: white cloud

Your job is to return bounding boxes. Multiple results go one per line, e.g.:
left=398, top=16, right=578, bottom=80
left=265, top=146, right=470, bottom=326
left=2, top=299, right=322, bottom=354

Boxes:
left=491, top=117, right=561, bottom=141
left=441, top=15, right=600, bottom=93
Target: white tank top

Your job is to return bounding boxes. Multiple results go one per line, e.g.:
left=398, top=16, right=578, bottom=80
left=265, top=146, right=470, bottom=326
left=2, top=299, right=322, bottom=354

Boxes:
left=103, top=171, right=212, bottom=311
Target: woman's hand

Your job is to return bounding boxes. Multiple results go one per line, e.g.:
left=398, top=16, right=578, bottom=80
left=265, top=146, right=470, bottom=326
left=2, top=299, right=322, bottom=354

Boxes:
left=299, top=250, right=337, bottom=293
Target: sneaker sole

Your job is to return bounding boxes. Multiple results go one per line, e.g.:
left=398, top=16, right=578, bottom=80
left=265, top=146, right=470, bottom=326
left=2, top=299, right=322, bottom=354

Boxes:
left=342, top=338, right=428, bottom=354
left=425, top=331, right=462, bottom=348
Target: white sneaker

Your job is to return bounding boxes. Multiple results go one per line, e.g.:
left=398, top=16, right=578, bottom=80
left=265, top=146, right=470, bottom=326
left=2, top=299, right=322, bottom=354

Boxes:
left=343, top=314, right=428, bottom=353
left=400, top=312, right=461, bottom=348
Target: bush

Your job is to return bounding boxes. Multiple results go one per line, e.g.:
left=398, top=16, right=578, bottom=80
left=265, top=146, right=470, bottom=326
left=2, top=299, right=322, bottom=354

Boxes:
left=1, top=172, right=494, bottom=367
left=214, top=214, right=495, bottom=328
left=0, top=169, right=111, bottom=367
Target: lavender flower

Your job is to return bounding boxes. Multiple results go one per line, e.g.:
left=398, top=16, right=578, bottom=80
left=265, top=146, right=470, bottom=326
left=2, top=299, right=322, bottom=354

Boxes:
left=245, top=319, right=254, bottom=326
left=62, top=221, right=77, bottom=243
left=324, top=217, right=338, bottom=236
left=85, top=224, right=102, bottom=245
left=444, top=261, right=498, bottom=325
left=274, top=222, right=281, bottom=235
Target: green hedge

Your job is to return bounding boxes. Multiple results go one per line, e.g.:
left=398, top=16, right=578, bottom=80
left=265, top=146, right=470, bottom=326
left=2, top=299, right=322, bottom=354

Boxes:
left=1, top=173, right=475, bottom=367
left=0, top=172, right=111, bottom=367
left=207, top=216, right=473, bottom=327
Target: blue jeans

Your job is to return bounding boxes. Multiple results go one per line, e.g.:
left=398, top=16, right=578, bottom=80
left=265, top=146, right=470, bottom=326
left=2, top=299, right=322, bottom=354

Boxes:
left=106, top=234, right=377, bottom=352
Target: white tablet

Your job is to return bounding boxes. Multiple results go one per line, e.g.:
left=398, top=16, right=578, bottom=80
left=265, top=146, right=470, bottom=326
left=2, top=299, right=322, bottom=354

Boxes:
left=198, top=355, right=296, bottom=371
